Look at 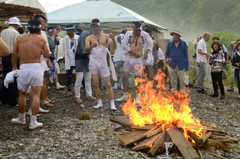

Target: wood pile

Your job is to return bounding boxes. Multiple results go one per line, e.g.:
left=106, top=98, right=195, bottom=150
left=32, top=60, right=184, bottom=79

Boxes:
left=110, top=117, right=239, bottom=159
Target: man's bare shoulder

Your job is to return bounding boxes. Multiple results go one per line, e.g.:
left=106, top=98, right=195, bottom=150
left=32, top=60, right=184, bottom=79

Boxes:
left=86, top=35, right=93, bottom=40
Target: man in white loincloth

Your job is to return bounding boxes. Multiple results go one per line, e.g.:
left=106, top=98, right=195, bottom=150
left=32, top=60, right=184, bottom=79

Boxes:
left=116, top=22, right=153, bottom=104
left=85, top=18, right=117, bottom=111
left=11, top=19, right=50, bottom=130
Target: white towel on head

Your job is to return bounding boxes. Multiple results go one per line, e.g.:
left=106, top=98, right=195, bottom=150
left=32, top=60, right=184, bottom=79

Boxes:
left=4, top=70, right=19, bottom=88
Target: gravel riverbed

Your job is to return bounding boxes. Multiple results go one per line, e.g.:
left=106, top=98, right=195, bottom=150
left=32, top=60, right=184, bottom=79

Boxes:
left=0, top=83, right=240, bottom=159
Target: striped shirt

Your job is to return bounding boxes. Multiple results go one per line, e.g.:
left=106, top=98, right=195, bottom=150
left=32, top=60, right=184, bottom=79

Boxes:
left=1, top=26, right=19, bottom=53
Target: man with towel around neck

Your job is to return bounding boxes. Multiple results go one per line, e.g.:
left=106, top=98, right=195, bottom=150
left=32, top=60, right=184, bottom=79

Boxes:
left=85, top=18, right=117, bottom=111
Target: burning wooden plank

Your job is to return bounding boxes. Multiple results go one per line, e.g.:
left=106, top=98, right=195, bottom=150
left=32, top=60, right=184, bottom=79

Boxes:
left=190, top=131, right=212, bottom=146
left=118, top=130, right=147, bottom=147
left=131, top=124, right=156, bottom=130
left=132, top=133, right=161, bottom=151
left=167, top=128, right=199, bottom=159
left=146, top=127, right=162, bottom=138
left=147, top=131, right=166, bottom=157
left=177, top=122, right=226, bottom=133
left=109, top=117, right=132, bottom=128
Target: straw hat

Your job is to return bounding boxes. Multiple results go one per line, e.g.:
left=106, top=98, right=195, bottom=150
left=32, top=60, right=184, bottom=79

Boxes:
left=211, top=40, right=220, bottom=48
left=236, top=41, right=240, bottom=49
left=170, top=29, right=182, bottom=37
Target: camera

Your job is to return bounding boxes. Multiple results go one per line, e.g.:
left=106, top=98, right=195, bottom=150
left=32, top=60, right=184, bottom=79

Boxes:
left=209, top=56, right=216, bottom=65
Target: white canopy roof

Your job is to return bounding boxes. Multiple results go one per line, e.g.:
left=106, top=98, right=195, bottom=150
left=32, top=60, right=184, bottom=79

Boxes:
left=47, top=0, right=167, bottom=32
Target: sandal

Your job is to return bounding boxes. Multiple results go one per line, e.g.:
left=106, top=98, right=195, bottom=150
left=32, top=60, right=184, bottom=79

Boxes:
left=47, top=100, right=55, bottom=104
left=65, top=93, right=72, bottom=97
left=75, top=98, right=82, bottom=103
left=87, top=96, right=97, bottom=101
left=41, top=102, right=54, bottom=107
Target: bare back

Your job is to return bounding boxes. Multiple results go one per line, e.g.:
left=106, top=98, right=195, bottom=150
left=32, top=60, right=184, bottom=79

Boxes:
left=13, top=34, right=50, bottom=64
left=130, top=36, right=143, bottom=57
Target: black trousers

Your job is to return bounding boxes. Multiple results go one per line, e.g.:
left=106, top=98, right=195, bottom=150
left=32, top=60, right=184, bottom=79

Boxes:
left=1, top=54, right=19, bottom=106
left=211, top=72, right=225, bottom=95
left=236, top=69, right=240, bottom=95
left=66, top=66, right=75, bottom=92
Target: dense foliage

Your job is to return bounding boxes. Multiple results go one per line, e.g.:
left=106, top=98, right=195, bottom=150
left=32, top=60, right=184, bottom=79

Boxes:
left=112, top=0, right=240, bottom=35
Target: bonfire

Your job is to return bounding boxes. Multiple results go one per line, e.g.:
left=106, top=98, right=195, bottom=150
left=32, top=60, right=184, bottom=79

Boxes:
left=110, top=70, right=238, bottom=159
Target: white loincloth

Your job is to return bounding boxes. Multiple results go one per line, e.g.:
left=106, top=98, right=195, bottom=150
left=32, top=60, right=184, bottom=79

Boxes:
left=17, top=63, right=43, bottom=92
left=89, top=47, right=110, bottom=78
left=123, top=53, right=143, bottom=74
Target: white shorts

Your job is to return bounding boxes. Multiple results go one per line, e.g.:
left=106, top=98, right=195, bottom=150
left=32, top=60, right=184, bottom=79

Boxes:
left=142, top=53, right=154, bottom=66
left=18, top=63, right=43, bottom=92
left=123, top=54, right=142, bottom=74
left=114, top=61, right=124, bottom=68
left=89, top=58, right=110, bottom=78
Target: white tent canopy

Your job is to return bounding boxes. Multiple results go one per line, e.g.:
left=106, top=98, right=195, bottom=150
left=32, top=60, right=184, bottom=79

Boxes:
left=47, top=0, right=167, bottom=32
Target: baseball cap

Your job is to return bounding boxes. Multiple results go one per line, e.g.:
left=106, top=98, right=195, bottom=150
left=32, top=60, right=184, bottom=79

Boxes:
left=121, top=29, right=127, bottom=33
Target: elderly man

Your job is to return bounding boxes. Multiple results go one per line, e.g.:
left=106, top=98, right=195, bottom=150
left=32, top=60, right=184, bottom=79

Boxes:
left=196, top=32, right=211, bottom=94
left=116, top=22, right=153, bottom=104
left=11, top=19, right=50, bottom=129
left=85, top=18, right=117, bottom=110
left=165, top=30, right=189, bottom=92
left=62, top=24, right=79, bottom=97
left=1, top=17, right=20, bottom=107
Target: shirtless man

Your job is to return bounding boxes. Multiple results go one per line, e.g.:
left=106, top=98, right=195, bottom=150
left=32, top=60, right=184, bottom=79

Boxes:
left=85, top=18, right=117, bottom=110
left=11, top=19, right=50, bottom=130
left=116, top=22, right=153, bottom=104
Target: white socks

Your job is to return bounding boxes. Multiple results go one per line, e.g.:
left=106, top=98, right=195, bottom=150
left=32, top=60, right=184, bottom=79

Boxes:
left=116, top=92, right=129, bottom=102
left=112, top=83, right=118, bottom=89
left=39, top=107, right=50, bottom=113
left=93, top=99, right=103, bottom=109
left=135, top=93, right=140, bottom=105
left=11, top=113, right=26, bottom=124
left=29, top=115, right=43, bottom=130
left=110, top=100, right=116, bottom=111
left=121, top=83, right=123, bottom=89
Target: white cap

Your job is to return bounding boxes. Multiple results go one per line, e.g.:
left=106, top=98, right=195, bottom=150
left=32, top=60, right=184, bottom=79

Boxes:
left=8, top=17, right=20, bottom=26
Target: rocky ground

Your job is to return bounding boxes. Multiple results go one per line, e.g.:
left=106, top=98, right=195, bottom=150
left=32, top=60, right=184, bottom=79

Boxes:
left=0, top=82, right=240, bottom=159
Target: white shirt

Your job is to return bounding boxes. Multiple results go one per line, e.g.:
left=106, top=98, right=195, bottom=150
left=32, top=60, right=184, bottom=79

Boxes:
left=68, top=39, right=76, bottom=66
left=113, top=34, right=125, bottom=62
left=41, top=31, right=50, bottom=71
left=1, top=26, right=19, bottom=53
left=158, top=48, right=165, bottom=60
left=196, top=38, right=207, bottom=63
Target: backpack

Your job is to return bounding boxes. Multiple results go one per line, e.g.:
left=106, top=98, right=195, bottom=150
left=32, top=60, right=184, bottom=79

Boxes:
left=220, top=44, right=231, bottom=61
left=167, top=40, right=185, bottom=56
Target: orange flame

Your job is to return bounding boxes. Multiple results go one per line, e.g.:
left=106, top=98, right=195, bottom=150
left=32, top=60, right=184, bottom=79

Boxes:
left=122, top=70, right=203, bottom=140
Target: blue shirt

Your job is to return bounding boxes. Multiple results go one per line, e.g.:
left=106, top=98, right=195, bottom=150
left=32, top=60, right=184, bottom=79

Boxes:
left=165, top=39, right=189, bottom=70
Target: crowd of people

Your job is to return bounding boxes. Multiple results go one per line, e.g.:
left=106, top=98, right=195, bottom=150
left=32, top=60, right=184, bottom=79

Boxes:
left=1, top=15, right=240, bottom=130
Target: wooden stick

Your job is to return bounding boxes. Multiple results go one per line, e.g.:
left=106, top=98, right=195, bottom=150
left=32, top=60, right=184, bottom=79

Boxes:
left=138, top=151, right=148, bottom=159
left=144, top=126, right=158, bottom=136
left=109, top=117, right=132, bottom=128
left=209, top=153, right=228, bottom=159
left=189, top=131, right=212, bottom=146
left=198, top=149, right=204, bottom=159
